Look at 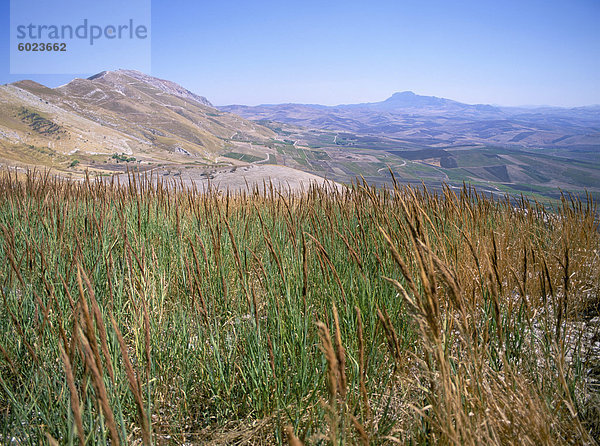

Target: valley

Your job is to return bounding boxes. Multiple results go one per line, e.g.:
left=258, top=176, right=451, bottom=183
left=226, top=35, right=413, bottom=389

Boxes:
left=221, top=92, right=600, bottom=202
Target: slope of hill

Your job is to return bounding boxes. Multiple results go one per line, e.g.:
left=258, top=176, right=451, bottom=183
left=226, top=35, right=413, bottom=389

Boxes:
left=0, top=70, right=276, bottom=174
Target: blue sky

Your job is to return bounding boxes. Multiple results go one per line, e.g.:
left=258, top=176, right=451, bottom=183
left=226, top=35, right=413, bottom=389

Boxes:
left=1, top=0, right=599, bottom=107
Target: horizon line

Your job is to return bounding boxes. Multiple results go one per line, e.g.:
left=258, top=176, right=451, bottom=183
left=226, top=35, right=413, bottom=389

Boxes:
left=3, top=71, right=600, bottom=110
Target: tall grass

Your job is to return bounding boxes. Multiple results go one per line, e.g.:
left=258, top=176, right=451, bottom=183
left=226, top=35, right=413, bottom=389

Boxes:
left=0, top=169, right=598, bottom=444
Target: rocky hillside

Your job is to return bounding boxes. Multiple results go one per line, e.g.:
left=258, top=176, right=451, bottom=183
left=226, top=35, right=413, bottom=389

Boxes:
left=0, top=70, right=275, bottom=172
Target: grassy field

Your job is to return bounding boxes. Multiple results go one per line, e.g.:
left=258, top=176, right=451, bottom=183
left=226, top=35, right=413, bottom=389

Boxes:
left=0, top=170, right=599, bottom=444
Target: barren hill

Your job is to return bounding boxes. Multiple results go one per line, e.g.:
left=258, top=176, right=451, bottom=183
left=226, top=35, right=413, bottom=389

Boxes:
left=0, top=70, right=276, bottom=173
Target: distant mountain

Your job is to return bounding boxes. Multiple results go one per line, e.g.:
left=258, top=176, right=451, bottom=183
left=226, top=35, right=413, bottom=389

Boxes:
left=381, top=91, right=450, bottom=107
left=349, top=91, right=499, bottom=114
left=0, top=70, right=274, bottom=170
left=220, top=92, right=600, bottom=149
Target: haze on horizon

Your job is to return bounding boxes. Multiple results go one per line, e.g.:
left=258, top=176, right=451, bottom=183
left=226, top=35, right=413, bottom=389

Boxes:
left=1, top=0, right=598, bottom=108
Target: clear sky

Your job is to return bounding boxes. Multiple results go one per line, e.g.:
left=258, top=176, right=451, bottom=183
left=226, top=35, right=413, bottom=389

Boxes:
left=1, top=0, right=599, bottom=107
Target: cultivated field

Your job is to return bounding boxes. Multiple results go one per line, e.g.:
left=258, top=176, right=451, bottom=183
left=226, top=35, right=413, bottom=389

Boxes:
left=0, top=170, right=598, bottom=444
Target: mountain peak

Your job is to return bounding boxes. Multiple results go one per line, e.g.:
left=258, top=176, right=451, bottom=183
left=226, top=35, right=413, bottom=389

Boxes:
left=87, top=70, right=110, bottom=81
left=85, top=69, right=213, bottom=107
left=382, top=91, right=451, bottom=108
left=390, top=91, right=417, bottom=98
